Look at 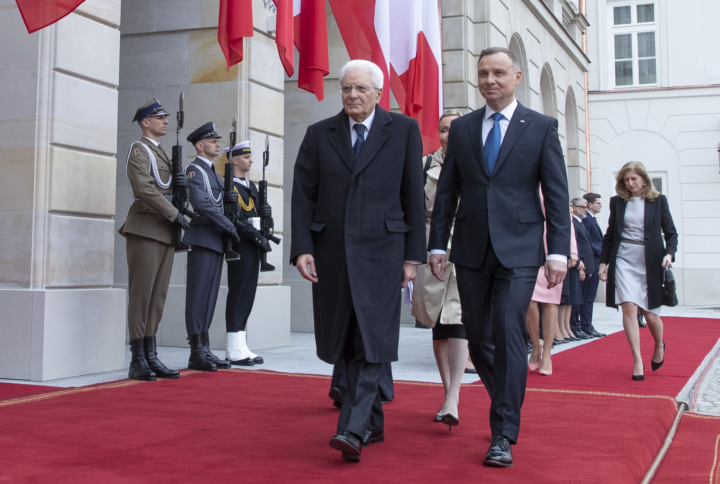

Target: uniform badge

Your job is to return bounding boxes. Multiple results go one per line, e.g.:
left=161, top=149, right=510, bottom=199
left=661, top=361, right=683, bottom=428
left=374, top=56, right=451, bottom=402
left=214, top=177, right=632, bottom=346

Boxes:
left=188, top=171, right=195, bottom=178
left=131, top=149, right=140, bottom=157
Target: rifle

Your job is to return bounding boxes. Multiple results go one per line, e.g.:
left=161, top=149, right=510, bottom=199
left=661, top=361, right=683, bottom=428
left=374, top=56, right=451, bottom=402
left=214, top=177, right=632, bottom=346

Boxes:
left=259, top=135, right=281, bottom=271
left=223, top=115, right=241, bottom=261
left=171, top=91, right=196, bottom=252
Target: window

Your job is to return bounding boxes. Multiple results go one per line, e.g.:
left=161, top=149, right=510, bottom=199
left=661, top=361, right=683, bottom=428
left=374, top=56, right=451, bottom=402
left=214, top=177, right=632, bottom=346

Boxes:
left=610, top=3, right=658, bottom=87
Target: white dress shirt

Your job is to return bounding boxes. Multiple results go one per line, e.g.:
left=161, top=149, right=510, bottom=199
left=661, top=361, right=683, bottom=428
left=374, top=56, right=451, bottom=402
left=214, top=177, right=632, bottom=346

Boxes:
left=349, top=108, right=376, bottom=146
left=143, top=136, right=160, bottom=147
left=195, top=156, right=214, bottom=170
left=430, top=98, right=567, bottom=265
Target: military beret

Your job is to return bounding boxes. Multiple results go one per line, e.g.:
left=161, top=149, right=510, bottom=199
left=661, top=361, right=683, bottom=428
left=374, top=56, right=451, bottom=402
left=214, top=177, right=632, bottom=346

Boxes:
left=187, top=122, right=222, bottom=145
left=223, top=141, right=252, bottom=157
left=133, top=98, right=169, bottom=123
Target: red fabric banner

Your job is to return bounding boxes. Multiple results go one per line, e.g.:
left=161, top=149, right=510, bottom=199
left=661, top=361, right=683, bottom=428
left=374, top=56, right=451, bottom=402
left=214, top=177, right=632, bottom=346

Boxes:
left=218, top=0, right=254, bottom=70
left=273, top=0, right=294, bottom=77
left=15, top=0, right=86, bottom=33
left=294, top=0, right=329, bottom=101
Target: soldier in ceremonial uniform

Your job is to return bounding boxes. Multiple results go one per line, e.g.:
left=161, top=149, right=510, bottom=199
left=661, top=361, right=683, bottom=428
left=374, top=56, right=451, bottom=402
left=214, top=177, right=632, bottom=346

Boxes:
left=120, top=98, right=188, bottom=381
left=222, top=141, right=272, bottom=366
left=183, top=123, right=241, bottom=372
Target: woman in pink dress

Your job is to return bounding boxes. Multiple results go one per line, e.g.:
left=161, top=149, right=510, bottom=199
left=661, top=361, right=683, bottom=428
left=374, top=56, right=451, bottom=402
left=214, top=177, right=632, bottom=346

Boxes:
left=526, top=194, right=577, bottom=376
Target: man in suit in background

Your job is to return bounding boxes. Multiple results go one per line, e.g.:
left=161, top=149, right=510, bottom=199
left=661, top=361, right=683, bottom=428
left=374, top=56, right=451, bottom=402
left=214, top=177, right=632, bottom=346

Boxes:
left=581, top=193, right=606, bottom=336
left=183, top=123, right=240, bottom=372
left=571, top=198, right=604, bottom=338
left=428, top=47, right=570, bottom=467
left=291, top=60, right=425, bottom=462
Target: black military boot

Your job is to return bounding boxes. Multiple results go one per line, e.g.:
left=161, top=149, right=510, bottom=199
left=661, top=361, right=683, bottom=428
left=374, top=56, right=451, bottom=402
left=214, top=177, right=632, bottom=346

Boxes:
left=188, top=333, right=218, bottom=372
left=144, top=336, right=180, bottom=379
left=201, top=331, right=232, bottom=369
left=129, top=338, right=156, bottom=381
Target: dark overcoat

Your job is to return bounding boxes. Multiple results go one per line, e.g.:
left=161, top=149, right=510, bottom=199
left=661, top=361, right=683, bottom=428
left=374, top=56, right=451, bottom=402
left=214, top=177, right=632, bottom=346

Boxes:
left=290, top=106, right=426, bottom=364
left=428, top=103, right=571, bottom=268
left=600, top=195, right=678, bottom=309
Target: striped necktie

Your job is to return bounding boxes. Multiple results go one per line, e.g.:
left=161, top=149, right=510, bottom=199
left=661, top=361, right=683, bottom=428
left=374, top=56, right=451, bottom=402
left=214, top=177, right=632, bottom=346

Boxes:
left=353, top=124, right=366, bottom=159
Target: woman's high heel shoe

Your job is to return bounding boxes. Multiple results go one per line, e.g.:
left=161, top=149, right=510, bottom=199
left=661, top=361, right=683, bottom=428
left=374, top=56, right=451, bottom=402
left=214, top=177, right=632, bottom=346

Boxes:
left=528, top=361, right=540, bottom=372
left=632, top=363, right=645, bottom=381
left=651, top=341, right=665, bottom=372
left=539, top=369, right=552, bottom=376
left=440, top=413, right=459, bottom=431
left=434, top=407, right=443, bottom=422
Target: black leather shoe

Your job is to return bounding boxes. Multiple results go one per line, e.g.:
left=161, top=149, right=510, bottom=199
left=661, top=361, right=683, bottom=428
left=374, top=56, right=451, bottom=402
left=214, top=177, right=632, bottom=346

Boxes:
left=590, top=326, right=607, bottom=337
left=574, top=330, right=591, bottom=339
left=329, top=387, right=344, bottom=409
left=330, top=431, right=361, bottom=462
left=362, top=428, right=384, bottom=447
left=143, top=336, right=180, bottom=379
left=415, top=320, right=430, bottom=329
left=187, top=334, right=217, bottom=372
left=129, top=338, right=156, bottom=381
left=484, top=435, right=513, bottom=468
left=201, top=332, right=231, bottom=369
left=252, top=356, right=264, bottom=364
left=651, top=341, right=665, bottom=372
left=464, top=367, right=478, bottom=374
left=441, top=413, right=459, bottom=431
left=227, top=357, right=254, bottom=366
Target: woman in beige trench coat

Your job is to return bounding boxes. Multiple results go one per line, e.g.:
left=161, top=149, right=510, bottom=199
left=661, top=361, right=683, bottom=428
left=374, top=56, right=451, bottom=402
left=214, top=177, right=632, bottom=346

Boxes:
left=411, top=110, right=470, bottom=428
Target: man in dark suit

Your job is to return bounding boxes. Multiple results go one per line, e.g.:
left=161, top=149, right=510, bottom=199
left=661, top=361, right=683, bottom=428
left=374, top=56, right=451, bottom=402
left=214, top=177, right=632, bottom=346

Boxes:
left=428, top=47, right=570, bottom=467
left=183, top=123, right=240, bottom=372
left=581, top=193, right=606, bottom=336
left=570, top=198, right=602, bottom=337
left=291, top=60, right=425, bottom=462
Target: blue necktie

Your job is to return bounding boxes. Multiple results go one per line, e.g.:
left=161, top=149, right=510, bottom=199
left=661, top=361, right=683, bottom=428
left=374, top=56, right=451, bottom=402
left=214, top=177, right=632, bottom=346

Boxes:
left=484, top=112, right=503, bottom=175
left=353, top=124, right=366, bottom=159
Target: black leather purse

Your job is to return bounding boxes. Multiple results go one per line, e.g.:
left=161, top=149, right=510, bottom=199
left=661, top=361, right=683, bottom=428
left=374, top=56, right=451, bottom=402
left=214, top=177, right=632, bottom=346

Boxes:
left=662, top=267, right=678, bottom=307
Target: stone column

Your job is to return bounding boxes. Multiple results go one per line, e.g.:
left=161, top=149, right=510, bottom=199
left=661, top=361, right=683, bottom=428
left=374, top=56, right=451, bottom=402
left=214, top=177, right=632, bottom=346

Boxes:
left=0, top=0, right=126, bottom=381
left=116, top=0, right=290, bottom=351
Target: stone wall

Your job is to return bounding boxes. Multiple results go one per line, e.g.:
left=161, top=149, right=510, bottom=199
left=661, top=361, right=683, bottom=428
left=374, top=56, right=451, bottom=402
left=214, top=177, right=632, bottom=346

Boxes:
left=115, top=0, right=290, bottom=350
left=0, top=0, right=126, bottom=381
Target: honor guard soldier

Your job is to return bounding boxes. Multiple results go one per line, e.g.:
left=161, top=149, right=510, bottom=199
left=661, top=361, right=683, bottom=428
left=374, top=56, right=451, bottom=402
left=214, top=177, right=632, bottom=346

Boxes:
left=120, top=99, right=188, bottom=381
left=222, top=142, right=273, bottom=366
left=183, top=122, right=240, bottom=371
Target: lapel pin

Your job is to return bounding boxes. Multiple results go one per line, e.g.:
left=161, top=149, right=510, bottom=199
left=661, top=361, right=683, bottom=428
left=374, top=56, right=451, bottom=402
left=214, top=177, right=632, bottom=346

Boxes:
left=520, top=120, right=525, bottom=123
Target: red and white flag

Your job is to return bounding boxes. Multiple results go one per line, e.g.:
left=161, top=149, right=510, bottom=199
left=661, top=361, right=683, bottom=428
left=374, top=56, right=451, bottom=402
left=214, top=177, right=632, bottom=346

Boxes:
left=15, top=0, right=87, bottom=33
left=218, top=0, right=254, bottom=70
left=274, top=0, right=329, bottom=101
left=329, top=0, right=443, bottom=154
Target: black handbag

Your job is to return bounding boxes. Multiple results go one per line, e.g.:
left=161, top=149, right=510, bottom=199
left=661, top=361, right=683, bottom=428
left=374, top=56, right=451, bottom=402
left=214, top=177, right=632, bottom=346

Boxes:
left=662, top=267, right=678, bottom=307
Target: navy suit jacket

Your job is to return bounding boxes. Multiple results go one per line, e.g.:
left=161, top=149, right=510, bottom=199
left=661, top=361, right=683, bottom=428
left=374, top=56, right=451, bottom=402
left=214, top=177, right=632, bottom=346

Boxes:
left=573, top=216, right=596, bottom=274
left=582, top=213, right=603, bottom=258
left=428, top=102, right=570, bottom=269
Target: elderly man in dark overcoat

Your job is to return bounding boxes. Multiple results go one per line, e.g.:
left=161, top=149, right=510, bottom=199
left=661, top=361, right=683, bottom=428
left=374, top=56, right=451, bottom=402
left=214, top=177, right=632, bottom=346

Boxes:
left=291, top=59, right=426, bottom=462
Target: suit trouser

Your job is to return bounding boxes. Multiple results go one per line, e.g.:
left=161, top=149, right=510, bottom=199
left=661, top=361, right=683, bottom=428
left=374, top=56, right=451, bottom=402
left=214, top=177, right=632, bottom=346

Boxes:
left=126, top=233, right=175, bottom=340
left=336, top=309, right=384, bottom=438
left=226, top=244, right=260, bottom=332
left=579, top=257, right=601, bottom=332
left=185, top=245, right=223, bottom=335
left=331, top=360, right=394, bottom=402
left=455, top=241, right=537, bottom=444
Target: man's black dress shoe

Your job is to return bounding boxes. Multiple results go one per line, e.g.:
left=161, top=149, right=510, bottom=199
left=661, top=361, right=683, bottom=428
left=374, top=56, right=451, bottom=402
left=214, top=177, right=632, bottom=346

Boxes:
left=330, top=431, right=361, bottom=462
left=415, top=320, right=430, bottom=329
left=187, top=334, right=217, bottom=372
left=329, top=387, right=344, bottom=409
left=200, top=332, right=231, bottom=369
left=227, top=357, right=254, bottom=366
left=574, top=330, right=591, bottom=339
left=484, top=435, right=513, bottom=468
left=464, top=367, right=478, bottom=374
left=362, top=428, right=384, bottom=447
left=252, top=356, right=264, bottom=364
left=589, top=326, right=607, bottom=337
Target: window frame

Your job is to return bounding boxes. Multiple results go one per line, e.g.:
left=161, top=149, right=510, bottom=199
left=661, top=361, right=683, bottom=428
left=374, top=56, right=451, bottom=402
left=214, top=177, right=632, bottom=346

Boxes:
left=608, top=1, right=660, bottom=89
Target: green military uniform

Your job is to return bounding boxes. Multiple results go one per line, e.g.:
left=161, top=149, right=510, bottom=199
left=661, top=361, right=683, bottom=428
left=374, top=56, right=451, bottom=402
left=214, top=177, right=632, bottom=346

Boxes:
left=119, top=98, right=182, bottom=381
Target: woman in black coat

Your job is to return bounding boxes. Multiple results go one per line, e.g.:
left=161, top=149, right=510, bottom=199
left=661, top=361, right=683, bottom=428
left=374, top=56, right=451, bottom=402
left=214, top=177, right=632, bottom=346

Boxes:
left=598, top=162, right=678, bottom=381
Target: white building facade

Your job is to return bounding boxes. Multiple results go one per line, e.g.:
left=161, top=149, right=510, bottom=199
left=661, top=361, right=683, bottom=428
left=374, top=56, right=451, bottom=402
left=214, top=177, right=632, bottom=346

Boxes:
left=587, top=0, right=720, bottom=306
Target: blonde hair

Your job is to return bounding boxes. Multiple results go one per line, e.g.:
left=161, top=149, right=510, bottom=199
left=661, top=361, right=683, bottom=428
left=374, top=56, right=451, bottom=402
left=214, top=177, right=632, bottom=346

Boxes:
left=438, top=110, right=461, bottom=128
left=615, top=161, right=660, bottom=202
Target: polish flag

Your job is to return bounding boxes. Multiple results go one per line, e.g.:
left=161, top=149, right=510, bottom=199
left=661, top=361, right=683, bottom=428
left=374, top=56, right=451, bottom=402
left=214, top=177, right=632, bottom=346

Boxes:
left=15, top=0, right=87, bottom=33
left=274, top=0, right=328, bottom=101
left=218, top=0, right=254, bottom=69
left=329, top=0, right=442, bottom=154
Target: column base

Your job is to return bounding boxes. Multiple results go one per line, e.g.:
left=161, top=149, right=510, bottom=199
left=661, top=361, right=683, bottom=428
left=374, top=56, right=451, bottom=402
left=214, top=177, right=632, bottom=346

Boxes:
left=0, top=288, right=126, bottom=381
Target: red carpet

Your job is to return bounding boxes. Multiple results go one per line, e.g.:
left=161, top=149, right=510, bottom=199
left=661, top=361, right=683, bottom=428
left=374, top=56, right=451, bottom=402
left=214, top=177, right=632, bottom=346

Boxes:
left=653, top=412, right=720, bottom=483
left=0, top=382, right=59, bottom=401
left=0, top=370, right=677, bottom=483
left=523, top=317, right=720, bottom=397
